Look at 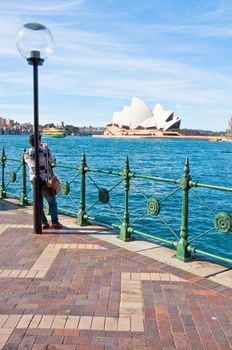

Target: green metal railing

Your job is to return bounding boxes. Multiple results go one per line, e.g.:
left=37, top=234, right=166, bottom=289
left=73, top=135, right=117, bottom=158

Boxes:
left=1, top=147, right=232, bottom=266
left=0, top=148, right=29, bottom=205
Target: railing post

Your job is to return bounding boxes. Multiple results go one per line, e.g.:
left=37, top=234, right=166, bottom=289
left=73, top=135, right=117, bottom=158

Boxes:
left=0, top=148, right=6, bottom=199
left=176, top=158, right=192, bottom=261
left=19, top=149, right=28, bottom=206
left=119, top=156, right=132, bottom=241
left=77, top=151, right=88, bottom=226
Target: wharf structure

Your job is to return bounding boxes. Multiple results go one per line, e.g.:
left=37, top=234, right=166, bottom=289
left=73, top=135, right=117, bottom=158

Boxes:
left=0, top=146, right=232, bottom=347
left=0, top=197, right=231, bottom=348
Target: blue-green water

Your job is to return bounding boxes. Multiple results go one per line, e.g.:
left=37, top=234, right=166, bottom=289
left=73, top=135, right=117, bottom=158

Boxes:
left=1, top=135, right=232, bottom=264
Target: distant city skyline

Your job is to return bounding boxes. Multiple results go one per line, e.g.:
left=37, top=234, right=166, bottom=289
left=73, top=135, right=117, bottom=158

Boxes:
left=1, top=0, right=232, bottom=131
left=0, top=116, right=105, bottom=136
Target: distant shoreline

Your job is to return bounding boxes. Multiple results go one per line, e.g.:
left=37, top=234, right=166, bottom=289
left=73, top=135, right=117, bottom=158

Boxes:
left=2, top=134, right=231, bottom=142
left=93, top=134, right=227, bottom=141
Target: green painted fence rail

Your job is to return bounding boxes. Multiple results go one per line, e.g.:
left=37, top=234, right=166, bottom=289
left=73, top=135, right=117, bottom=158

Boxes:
left=1, top=147, right=232, bottom=266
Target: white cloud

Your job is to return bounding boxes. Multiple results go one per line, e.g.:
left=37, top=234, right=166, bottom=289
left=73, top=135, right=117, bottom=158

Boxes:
left=0, top=103, right=31, bottom=111
left=198, top=0, right=232, bottom=22
left=0, top=0, right=231, bottom=131
left=0, top=0, right=85, bottom=14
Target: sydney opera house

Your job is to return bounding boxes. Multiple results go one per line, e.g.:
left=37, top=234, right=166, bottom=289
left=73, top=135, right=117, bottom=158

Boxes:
left=104, top=97, right=181, bottom=137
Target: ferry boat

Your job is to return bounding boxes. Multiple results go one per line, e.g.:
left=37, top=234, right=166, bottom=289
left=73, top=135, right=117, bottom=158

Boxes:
left=43, top=127, right=66, bottom=138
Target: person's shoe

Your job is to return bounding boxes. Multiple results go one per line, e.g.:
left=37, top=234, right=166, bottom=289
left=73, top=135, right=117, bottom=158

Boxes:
left=52, top=222, right=62, bottom=229
left=42, top=223, right=50, bottom=229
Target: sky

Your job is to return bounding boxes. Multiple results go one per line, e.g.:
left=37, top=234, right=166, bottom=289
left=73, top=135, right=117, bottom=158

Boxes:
left=1, top=0, right=232, bottom=131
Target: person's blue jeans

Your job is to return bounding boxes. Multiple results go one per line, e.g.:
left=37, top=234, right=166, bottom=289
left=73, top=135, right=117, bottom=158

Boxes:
left=40, top=182, right=59, bottom=225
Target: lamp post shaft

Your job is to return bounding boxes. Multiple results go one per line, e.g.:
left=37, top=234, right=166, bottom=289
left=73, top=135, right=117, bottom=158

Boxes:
left=16, top=22, right=53, bottom=234
left=32, top=61, right=42, bottom=234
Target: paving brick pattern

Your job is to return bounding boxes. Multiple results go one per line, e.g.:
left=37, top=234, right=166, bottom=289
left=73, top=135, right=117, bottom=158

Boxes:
left=0, top=200, right=231, bottom=349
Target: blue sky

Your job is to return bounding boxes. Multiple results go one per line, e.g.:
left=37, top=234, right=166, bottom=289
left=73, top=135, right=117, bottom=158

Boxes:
left=1, top=0, right=232, bottom=131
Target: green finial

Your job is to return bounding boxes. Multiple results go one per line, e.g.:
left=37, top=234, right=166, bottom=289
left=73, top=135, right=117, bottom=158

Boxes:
left=124, top=155, right=129, bottom=171
left=22, top=148, right=26, bottom=161
left=81, top=150, right=86, bottom=162
left=184, top=157, right=189, bottom=176
left=179, top=158, right=191, bottom=190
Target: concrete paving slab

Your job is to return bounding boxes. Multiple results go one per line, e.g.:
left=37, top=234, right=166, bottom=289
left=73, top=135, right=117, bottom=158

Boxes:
left=0, top=198, right=231, bottom=349
left=91, top=233, right=232, bottom=288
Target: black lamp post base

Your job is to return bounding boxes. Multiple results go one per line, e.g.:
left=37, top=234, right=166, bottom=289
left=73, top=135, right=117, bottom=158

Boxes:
left=33, top=176, right=42, bottom=234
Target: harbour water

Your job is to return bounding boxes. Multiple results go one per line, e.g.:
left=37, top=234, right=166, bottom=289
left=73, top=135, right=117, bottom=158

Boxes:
left=1, top=135, right=232, bottom=263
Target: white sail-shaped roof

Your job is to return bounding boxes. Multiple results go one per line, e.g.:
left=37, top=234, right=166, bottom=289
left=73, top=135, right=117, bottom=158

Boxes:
left=152, top=103, right=173, bottom=129
left=129, top=97, right=153, bottom=128
left=112, top=97, right=153, bottom=129
left=112, top=98, right=181, bottom=131
left=163, top=117, right=181, bottom=131
left=139, top=116, right=157, bottom=128
left=112, top=112, right=122, bottom=125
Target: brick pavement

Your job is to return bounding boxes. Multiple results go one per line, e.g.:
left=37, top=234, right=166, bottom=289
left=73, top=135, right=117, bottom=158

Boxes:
left=0, top=199, right=231, bottom=349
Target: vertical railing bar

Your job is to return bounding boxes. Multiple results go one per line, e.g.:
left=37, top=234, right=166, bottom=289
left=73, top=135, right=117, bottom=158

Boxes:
left=119, top=156, right=132, bottom=241
left=175, top=158, right=192, bottom=261
left=77, top=151, right=88, bottom=226
left=0, top=148, right=6, bottom=199
left=19, top=149, right=28, bottom=206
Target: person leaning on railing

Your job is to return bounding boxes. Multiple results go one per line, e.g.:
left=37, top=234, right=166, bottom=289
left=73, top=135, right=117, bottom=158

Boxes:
left=24, top=134, right=62, bottom=230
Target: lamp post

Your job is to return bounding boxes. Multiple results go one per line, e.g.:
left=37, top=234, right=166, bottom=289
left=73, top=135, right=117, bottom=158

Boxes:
left=16, top=23, right=54, bottom=234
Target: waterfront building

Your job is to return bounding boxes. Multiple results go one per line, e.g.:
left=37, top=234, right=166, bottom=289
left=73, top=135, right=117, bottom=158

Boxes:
left=0, top=117, right=7, bottom=128
left=0, top=118, right=33, bottom=135
left=6, top=118, right=14, bottom=127
left=225, top=117, right=232, bottom=138
left=105, top=97, right=181, bottom=137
